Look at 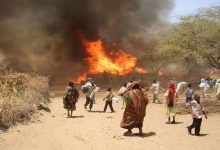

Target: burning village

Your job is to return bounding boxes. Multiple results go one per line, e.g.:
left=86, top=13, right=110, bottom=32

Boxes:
left=0, top=0, right=220, bottom=150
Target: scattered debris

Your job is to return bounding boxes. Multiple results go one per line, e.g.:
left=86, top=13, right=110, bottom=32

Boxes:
left=106, top=116, right=113, bottom=119
left=74, top=136, right=87, bottom=143
left=38, top=102, right=51, bottom=112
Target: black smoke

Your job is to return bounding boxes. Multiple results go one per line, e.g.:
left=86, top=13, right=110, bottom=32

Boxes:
left=0, top=0, right=174, bottom=81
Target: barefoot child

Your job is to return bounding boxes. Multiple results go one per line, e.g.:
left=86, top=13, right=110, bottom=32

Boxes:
left=187, top=93, right=207, bottom=136
left=103, top=88, right=115, bottom=113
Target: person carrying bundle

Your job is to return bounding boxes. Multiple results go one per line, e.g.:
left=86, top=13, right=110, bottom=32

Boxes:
left=82, top=78, right=99, bottom=111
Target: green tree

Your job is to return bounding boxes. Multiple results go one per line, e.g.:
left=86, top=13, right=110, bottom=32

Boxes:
left=155, top=6, right=220, bottom=70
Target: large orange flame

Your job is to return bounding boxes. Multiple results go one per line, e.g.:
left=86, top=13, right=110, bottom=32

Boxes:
left=73, top=36, right=146, bottom=84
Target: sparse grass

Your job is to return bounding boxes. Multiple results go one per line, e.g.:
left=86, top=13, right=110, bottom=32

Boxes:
left=0, top=72, right=50, bottom=129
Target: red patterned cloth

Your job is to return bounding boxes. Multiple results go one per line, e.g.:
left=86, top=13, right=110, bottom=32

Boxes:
left=120, top=89, right=148, bottom=129
left=167, top=81, right=175, bottom=106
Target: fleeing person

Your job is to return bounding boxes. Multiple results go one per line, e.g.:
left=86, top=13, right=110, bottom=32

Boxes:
left=151, top=80, right=161, bottom=104
left=165, top=81, right=176, bottom=124
left=187, top=93, right=207, bottom=136
left=120, top=81, right=148, bottom=136
left=118, top=83, right=127, bottom=109
left=82, top=78, right=98, bottom=111
left=63, top=82, right=79, bottom=117
left=103, top=88, right=115, bottom=113
left=185, top=84, right=194, bottom=107
left=199, top=79, right=210, bottom=100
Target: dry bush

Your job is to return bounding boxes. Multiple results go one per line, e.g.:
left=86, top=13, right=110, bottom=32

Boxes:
left=0, top=72, right=49, bottom=128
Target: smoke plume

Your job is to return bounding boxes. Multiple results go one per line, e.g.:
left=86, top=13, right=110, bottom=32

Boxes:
left=0, top=0, right=174, bottom=81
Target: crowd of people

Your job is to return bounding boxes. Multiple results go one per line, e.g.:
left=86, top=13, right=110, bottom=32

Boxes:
left=62, top=77, right=220, bottom=137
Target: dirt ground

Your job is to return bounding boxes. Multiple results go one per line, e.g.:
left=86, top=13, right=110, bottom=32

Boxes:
left=0, top=91, right=220, bottom=150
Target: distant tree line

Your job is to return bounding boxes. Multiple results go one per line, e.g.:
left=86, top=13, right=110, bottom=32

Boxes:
left=155, top=6, right=220, bottom=70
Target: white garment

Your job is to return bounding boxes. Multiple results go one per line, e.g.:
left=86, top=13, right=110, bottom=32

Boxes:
left=118, top=87, right=127, bottom=95
left=90, top=87, right=100, bottom=100
left=199, top=79, right=210, bottom=92
left=118, top=86, right=128, bottom=102
left=176, top=82, right=187, bottom=94
left=126, top=82, right=132, bottom=88
left=112, top=97, right=119, bottom=103
left=151, top=82, right=160, bottom=94
left=190, top=100, right=203, bottom=119
left=82, top=82, right=97, bottom=98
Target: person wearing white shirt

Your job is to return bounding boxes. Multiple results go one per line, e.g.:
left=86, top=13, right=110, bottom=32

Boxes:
left=82, top=78, right=99, bottom=111
left=199, top=79, right=210, bottom=100
left=151, top=80, right=161, bottom=103
left=185, top=84, right=194, bottom=107
left=187, top=93, right=207, bottom=136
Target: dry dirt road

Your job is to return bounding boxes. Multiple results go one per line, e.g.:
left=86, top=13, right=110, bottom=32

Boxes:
left=0, top=92, right=220, bottom=150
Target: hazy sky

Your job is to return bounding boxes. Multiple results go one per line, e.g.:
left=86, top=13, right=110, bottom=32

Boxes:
left=170, top=0, right=220, bottom=22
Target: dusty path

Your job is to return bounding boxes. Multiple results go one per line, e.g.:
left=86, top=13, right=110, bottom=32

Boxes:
left=1, top=92, right=220, bottom=150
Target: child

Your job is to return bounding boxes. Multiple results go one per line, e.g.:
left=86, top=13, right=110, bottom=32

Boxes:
left=103, top=88, right=115, bottom=113
left=187, top=93, right=207, bottom=136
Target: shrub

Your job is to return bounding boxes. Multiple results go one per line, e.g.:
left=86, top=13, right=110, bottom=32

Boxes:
left=0, top=72, right=50, bottom=128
